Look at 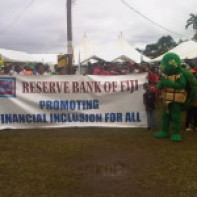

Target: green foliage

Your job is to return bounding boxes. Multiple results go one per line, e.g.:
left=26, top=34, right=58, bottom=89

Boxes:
left=185, top=13, right=197, bottom=29
left=143, top=35, right=177, bottom=58
left=185, top=13, right=197, bottom=41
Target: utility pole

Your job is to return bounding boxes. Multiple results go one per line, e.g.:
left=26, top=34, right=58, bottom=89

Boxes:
left=66, top=0, right=73, bottom=74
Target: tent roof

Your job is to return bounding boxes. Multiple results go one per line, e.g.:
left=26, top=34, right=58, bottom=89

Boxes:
left=0, top=48, right=37, bottom=63
left=0, top=48, right=58, bottom=64
left=81, top=55, right=105, bottom=64
left=32, top=54, right=58, bottom=65
left=152, top=40, right=197, bottom=62
left=96, top=35, right=150, bottom=63
left=74, top=34, right=150, bottom=64
left=73, top=34, right=98, bottom=65
left=112, top=55, right=134, bottom=63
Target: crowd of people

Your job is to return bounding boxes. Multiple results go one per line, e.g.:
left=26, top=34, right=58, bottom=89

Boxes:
left=1, top=60, right=196, bottom=78
left=84, top=61, right=160, bottom=76
left=0, top=61, right=161, bottom=76
left=0, top=63, right=52, bottom=76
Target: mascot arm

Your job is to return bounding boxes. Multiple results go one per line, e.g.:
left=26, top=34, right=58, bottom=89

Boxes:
left=157, top=79, right=165, bottom=89
left=161, top=75, right=186, bottom=89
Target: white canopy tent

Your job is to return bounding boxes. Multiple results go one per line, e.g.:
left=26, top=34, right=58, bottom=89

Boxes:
left=0, top=48, right=37, bottom=63
left=73, top=34, right=98, bottom=65
left=95, top=35, right=150, bottom=63
left=152, top=40, right=197, bottom=62
left=74, top=34, right=150, bottom=64
left=81, top=55, right=105, bottom=64
left=32, top=54, right=58, bottom=65
left=0, top=48, right=59, bottom=66
left=112, top=55, right=134, bottom=63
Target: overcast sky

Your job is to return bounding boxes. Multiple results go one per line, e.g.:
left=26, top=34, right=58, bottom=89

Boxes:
left=0, top=0, right=196, bottom=53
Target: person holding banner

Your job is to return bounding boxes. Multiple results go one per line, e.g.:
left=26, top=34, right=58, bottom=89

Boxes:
left=143, top=83, right=157, bottom=130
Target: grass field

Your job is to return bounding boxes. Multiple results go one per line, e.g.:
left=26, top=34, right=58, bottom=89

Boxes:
left=0, top=112, right=197, bottom=197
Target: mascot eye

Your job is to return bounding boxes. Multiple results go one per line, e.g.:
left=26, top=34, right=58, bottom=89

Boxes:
left=160, top=65, right=165, bottom=71
left=168, top=59, right=178, bottom=67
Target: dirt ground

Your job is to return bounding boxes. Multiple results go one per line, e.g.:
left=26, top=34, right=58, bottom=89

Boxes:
left=0, top=120, right=197, bottom=196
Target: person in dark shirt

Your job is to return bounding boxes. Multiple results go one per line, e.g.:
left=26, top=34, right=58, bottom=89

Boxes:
left=143, top=83, right=157, bottom=130
left=185, top=65, right=197, bottom=132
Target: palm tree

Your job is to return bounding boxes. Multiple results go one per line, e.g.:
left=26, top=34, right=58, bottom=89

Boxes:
left=185, top=13, right=197, bottom=41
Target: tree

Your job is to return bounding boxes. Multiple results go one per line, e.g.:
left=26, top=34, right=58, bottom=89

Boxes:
left=185, top=13, right=197, bottom=41
left=143, top=44, right=158, bottom=58
left=143, top=35, right=177, bottom=58
left=156, top=36, right=177, bottom=55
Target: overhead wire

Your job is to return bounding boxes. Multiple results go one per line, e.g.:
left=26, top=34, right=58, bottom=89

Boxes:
left=0, top=0, right=35, bottom=34
left=121, top=0, right=184, bottom=37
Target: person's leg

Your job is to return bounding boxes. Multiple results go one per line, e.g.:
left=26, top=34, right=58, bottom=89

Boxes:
left=191, top=106, right=197, bottom=131
left=155, top=106, right=170, bottom=138
left=150, top=110, right=156, bottom=129
left=184, top=107, right=192, bottom=131
left=170, top=103, right=182, bottom=141
left=146, top=111, right=151, bottom=129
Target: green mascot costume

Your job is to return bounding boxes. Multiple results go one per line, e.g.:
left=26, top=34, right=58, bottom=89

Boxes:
left=155, top=52, right=197, bottom=141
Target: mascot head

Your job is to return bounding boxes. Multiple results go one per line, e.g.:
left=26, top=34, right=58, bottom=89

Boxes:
left=160, top=53, right=182, bottom=75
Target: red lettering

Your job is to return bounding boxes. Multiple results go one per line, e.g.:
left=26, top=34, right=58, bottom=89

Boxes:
left=56, top=82, right=61, bottom=93
left=36, top=82, right=42, bottom=93
left=42, top=82, right=48, bottom=93
left=120, top=81, right=127, bottom=92
left=130, top=80, right=134, bottom=93
left=112, top=81, right=117, bottom=92
left=86, top=81, right=93, bottom=92
left=104, top=81, right=111, bottom=92
left=72, top=82, right=79, bottom=93
left=63, top=82, right=70, bottom=93
left=80, top=82, right=88, bottom=93
left=22, top=82, right=29, bottom=93
left=135, top=80, right=138, bottom=90
left=49, top=82, right=56, bottom=93
left=29, top=82, right=36, bottom=93
left=94, top=82, right=102, bottom=93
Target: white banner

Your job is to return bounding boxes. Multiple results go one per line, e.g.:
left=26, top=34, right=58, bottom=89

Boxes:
left=0, top=74, right=147, bottom=130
